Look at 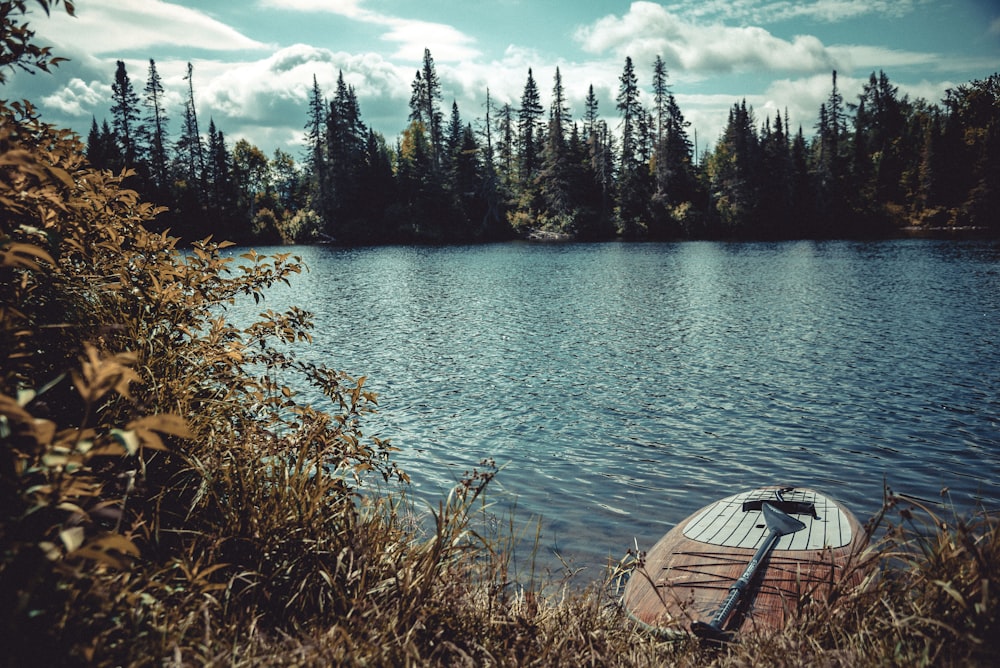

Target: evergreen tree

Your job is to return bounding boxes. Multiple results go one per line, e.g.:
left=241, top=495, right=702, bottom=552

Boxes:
left=304, top=74, right=327, bottom=218
left=616, top=56, right=641, bottom=172
left=396, top=119, right=443, bottom=239
left=652, top=56, right=670, bottom=147
left=452, top=122, right=485, bottom=236
left=325, top=71, right=368, bottom=240
left=790, top=125, right=814, bottom=235
left=477, top=89, right=506, bottom=237
left=495, top=102, right=516, bottom=191
left=358, top=129, right=396, bottom=241
left=446, top=99, right=464, bottom=176
left=943, top=73, right=1000, bottom=230
left=651, top=90, right=696, bottom=237
left=205, top=120, right=240, bottom=240
left=811, top=70, right=853, bottom=233
left=707, top=100, right=760, bottom=233
left=538, top=67, right=574, bottom=230
left=408, top=49, right=444, bottom=170
left=851, top=70, right=906, bottom=228
left=176, top=62, right=204, bottom=187
left=517, top=68, right=543, bottom=183
left=110, top=60, right=141, bottom=168
left=615, top=56, right=648, bottom=236
left=142, top=58, right=170, bottom=197
left=758, top=111, right=794, bottom=236
left=85, top=117, right=121, bottom=171
left=583, top=84, right=600, bottom=140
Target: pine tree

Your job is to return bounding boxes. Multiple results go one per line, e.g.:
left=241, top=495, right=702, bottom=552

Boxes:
left=853, top=70, right=906, bottom=211
left=110, top=60, right=141, bottom=168
left=790, top=125, right=814, bottom=234
left=616, top=56, right=641, bottom=172
left=205, top=120, right=240, bottom=239
left=811, top=70, right=853, bottom=233
left=304, top=74, right=327, bottom=217
left=495, top=102, right=516, bottom=191
left=408, top=49, right=444, bottom=170
left=517, top=68, right=543, bottom=183
left=583, top=84, right=600, bottom=140
left=85, top=117, right=121, bottom=171
left=176, top=62, right=204, bottom=186
left=651, top=90, right=696, bottom=236
left=477, top=89, right=506, bottom=237
left=616, top=56, right=648, bottom=236
left=538, top=67, right=574, bottom=229
left=652, top=55, right=670, bottom=147
left=446, top=100, right=464, bottom=173
left=326, top=71, right=368, bottom=239
left=707, top=100, right=760, bottom=232
left=142, top=59, right=170, bottom=195
left=759, top=111, right=794, bottom=236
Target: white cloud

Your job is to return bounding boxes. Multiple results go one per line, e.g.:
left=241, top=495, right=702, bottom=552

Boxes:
left=380, top=17, right=479, bottom=62
left=259, top=0, right=366, bottom=15
left=826, top=45, right=939, bottom=71
left=575, top=2, right=839, bottom=75
left=664, top=0, right=919, bottom=24
left=259, top=0, right=480, bottom=62
left=35, top=0, right=269, bottom=54
left=180, top=45, right=412, bottom=151
left=41, top=78, right=109, bottom=116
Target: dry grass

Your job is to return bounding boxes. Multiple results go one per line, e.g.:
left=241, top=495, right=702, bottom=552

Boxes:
left=2, top=14, right=998, bottom=662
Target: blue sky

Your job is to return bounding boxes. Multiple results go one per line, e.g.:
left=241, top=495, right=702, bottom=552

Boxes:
left=8, top=0, right=999, bottom=159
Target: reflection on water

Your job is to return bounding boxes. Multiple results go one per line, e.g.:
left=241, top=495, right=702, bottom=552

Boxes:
left=226, top=240, right=1000, bottom=577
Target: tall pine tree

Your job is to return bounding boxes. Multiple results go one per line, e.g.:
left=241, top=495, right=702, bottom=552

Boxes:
left=110, top=60, right=141, bottom=169
left=142, top=58, right=170, bottom=197
left=517, top=68, right=543, bottom=183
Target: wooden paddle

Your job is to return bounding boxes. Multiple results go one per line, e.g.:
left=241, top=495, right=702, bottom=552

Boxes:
left=691, top=501, right=806, bottom=640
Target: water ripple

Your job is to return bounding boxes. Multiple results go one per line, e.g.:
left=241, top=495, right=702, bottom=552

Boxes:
left=227, top=240, right=1000, bottom=577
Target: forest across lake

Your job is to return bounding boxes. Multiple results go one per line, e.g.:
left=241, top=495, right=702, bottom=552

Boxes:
left=227, top=239, right=1000, bottom=574
left=85, top=48, right=999, bottom=248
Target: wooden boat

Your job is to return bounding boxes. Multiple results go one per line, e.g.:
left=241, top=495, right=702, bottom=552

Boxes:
left=623, top=486, right=868, bottom=639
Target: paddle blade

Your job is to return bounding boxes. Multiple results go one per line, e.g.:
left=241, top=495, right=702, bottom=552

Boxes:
left=762, top=502, right=806, bottom=536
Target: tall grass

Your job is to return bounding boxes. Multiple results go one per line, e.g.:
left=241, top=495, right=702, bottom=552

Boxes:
left=2, top=6, right=998, bottom=664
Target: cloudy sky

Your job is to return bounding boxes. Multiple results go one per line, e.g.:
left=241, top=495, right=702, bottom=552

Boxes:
left=7, top=0, right=999, bottom=159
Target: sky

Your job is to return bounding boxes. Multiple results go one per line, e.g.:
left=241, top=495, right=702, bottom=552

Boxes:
left=7, top=0, right=1000, bottom=160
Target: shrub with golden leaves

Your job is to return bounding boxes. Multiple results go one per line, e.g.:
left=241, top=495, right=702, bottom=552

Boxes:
left=1, top=9, right=406, bottom=662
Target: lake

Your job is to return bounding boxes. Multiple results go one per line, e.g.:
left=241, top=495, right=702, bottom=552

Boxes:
left=227, top=239, right=1000, bottom=578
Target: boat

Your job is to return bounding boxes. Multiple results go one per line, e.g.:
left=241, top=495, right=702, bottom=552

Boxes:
left=622, top=486, right=869, bottom=639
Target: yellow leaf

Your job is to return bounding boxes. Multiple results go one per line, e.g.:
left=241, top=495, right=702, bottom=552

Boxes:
left=39, top=541, right=61, bottom=561
left=0, top=242, right=55, bottom=270
left=127, top=414, right=193, bottom=439
left=135, top=428, right=167, bottom=451
left=89, top=533, right=140, bottom=557
left=60, top=526, right=85, bottom=552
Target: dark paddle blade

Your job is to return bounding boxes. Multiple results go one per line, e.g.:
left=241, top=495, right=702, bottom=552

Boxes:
left=762, top=502, right=806, bottom=537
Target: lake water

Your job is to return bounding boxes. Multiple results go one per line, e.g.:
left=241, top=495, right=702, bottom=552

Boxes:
left=228, top=240, right=1000, bottom=579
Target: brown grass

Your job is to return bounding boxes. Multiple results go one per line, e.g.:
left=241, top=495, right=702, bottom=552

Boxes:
left=2, top=8, right=998, bottom=664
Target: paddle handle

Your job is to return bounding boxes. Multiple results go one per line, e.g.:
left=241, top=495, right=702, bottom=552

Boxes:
left=693, top=528, right=781, bottom=636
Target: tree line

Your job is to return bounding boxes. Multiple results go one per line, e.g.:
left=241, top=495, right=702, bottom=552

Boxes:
left=87, top=51, right=1000, bottom=245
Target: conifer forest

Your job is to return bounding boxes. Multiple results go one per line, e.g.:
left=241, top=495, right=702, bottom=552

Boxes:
left=86, top=49, right=1000, bottom=245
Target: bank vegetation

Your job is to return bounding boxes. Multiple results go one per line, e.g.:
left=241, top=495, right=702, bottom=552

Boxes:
left=2, top=3, right=998, bottom=666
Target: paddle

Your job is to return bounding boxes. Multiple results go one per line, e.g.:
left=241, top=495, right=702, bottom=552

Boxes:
left=691, top=501, right=806, bottom=640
